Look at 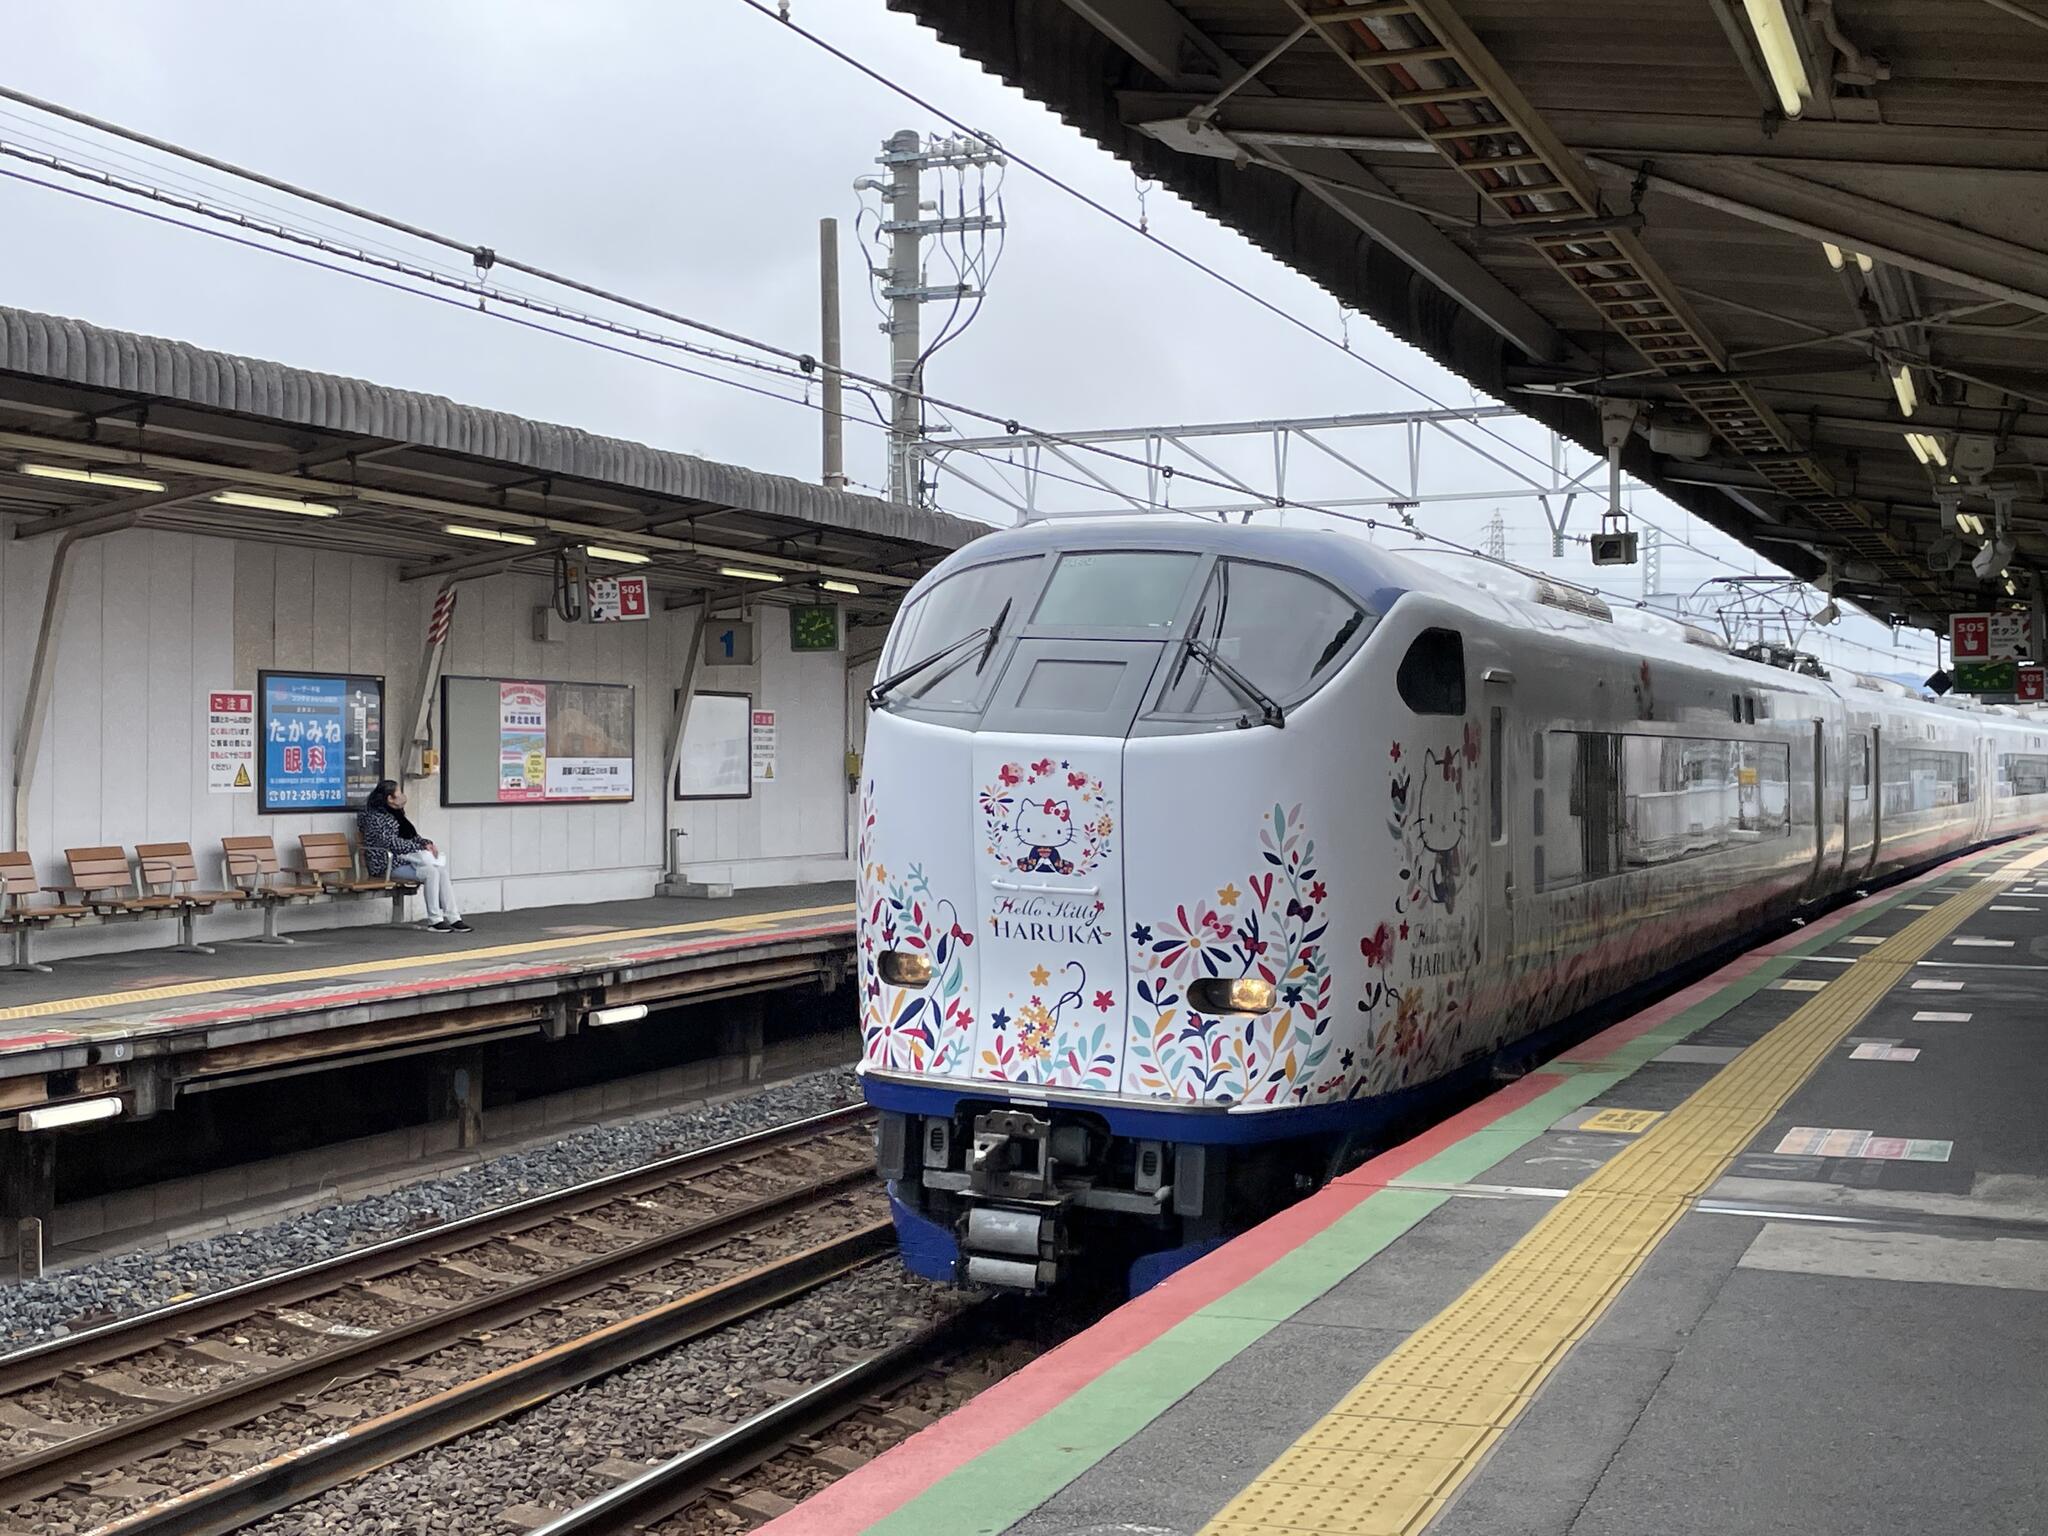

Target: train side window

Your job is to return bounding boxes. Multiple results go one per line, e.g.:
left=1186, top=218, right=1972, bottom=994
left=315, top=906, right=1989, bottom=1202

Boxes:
left=1744, top=696, right=1756, bottom=725
left=1730, top=694, right=1741, bottom=724
left=1397, top=629, right=1465, bottom=715
left=1852, top=737, right=1871, bottom=803
left=1489, top=706, right=1505, bottom=843
left=1531, top=730, right=1545, bottom=781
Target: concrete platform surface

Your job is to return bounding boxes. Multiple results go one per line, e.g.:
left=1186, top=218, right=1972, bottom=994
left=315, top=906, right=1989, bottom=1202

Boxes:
left=761, top=840, right=2048, bottom=1536
left=0, top=884, right=852, bottom=1112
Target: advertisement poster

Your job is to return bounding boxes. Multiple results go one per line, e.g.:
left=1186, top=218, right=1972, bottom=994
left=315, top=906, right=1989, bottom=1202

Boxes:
left=441, top=676, right=635, bottom=805
left=207, top=690, right=255, bottom=794
left=260, top=673, right=383, bottom=813
left=751, top=709, right=778, bottom=782
left=498, top=682, right=548, bottom=801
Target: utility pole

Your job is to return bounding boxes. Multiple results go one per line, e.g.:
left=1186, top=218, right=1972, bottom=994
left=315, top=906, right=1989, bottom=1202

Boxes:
left=883, top=130, right=922, bottom=506
left=868, top=130, right=1005, bottom=506
left=1642, top=524, right=1664, bottom=601
left=820, top=217, right=845, bottom=490
left=1483, top=508, right=1506, bottom=562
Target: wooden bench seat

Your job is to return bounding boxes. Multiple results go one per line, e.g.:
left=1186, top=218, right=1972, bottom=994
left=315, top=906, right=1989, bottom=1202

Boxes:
left=222, top=835, right=323, bottom=944
left=51, top=847, right=171, bottom=915
left=3, top=851, right=93, bottom=971
left=301, top=832, right=418, bottom=925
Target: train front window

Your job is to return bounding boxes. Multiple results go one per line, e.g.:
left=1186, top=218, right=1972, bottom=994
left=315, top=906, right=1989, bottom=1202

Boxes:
left=883, top=556, right=1043, bottom=708
left=1150, top=559, right=1368, bottom=719
left=1032, top=551, right=1199, bottom=629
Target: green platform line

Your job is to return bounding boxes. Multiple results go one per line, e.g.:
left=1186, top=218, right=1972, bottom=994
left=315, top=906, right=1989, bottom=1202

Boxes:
left=862, top=847, right=2021, bottom=1536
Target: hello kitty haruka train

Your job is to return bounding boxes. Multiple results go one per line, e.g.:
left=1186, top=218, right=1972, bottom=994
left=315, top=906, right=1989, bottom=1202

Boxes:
left=856, top=518, right=2048, bottom=1292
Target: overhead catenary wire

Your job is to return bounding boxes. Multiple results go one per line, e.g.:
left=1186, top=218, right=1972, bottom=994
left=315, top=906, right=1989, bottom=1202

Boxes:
left=0, top=124, right=1579, bottom=539
left=2, top=159, right=1929, bottom=672
left=725, top=0, right=1571, bottom=482
left=0, top=87, right=1925, bottom=666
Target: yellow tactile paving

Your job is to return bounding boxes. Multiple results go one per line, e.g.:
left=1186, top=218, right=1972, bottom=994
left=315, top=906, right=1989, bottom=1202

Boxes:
left=0, top=901, right=854, bottom=1026
left=1201, top=841, right=2048, bottom=1536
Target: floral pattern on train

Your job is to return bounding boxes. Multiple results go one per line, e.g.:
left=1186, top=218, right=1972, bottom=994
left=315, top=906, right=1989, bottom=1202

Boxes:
left=1123, top=803, right=1337, bottom=1103
left=979, top=757, right=1114, bottom=878
left=977, top=958, right=1120, bottom=1089
left=856, top=785, right=975, bottom=1075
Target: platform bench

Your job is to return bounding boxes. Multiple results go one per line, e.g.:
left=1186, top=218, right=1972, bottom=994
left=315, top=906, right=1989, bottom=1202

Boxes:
left=299, top=832, right=420, bottom=926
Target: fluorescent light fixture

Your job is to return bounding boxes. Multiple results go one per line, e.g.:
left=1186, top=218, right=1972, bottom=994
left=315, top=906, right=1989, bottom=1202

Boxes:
left=1891, top=364, right=1918, bottom=418
left=1855, top=251, right=1875, bottom=273
left=1906, top=433, right=1949, bottom=470
left=1822, top=241, right=1845, bottom=271
left=587, top=1003, right=649, bottom=1027
left=718, top=565, right=783, bottom=583
left=212, top=490, right=340, bottom=518
left=1958, top=511, right=1983, bottom=535
left=443, top=523, right=538, bottom=546
left=820, top=579, right=861, bottom=595
left=20, top=463, right=167, bottom=492
left=585, top=545, right=651, bottom=565
left=19, top=1095, right=123, bottom=1131
left=1742, top=0, right=1812, bottom=117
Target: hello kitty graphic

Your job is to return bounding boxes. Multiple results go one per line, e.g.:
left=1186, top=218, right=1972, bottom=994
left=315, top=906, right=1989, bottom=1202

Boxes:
left=979, top=758, right=1115, bottom=879
left=1015, top=798, right=1077, bottom=874
left=1389, top=740, right=1471, bottom=916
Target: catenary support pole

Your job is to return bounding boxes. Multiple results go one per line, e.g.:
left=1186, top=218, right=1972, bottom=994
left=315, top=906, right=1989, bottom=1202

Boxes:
left=885, top=130, right=923, bottom=506
left=821, top=217, right=846, bottom=490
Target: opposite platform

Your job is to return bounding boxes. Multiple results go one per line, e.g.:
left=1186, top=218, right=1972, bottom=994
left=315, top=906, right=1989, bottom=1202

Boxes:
left=0, top=884, right=852, bottom=1125
left=769, top=839, right=2048, bottom=1536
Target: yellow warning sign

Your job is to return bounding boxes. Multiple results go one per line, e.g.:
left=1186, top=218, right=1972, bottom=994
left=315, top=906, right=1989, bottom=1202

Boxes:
left=232, top=763, right=252, bottom=789
left=1582, top=1108, right=1663, bottom=1134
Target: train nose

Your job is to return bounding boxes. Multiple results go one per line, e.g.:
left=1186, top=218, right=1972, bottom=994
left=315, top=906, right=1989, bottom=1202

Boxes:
left=968, top=746, right=1126, bottom=1090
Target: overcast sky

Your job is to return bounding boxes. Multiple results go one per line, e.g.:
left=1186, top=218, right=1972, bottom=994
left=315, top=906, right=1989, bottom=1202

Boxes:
left=0, top=1, right=1934, bottom=676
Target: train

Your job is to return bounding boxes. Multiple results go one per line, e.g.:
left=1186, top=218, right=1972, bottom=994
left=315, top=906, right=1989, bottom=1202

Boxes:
left=853, top=517, right=2048, bottom=1292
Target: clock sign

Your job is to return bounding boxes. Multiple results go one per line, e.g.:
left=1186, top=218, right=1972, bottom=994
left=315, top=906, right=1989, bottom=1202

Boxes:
left=790, top=604, right=841, bottom=653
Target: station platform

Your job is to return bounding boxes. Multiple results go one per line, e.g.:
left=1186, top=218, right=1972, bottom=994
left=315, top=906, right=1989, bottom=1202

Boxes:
left=0, top=884, right=852, bottom=1126
left=768, top=839, right=2048, bottom=1536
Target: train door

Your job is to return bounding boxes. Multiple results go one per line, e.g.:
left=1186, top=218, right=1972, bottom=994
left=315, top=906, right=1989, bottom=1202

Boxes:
left=1848, top=723, right=1876, bottom=879
left=1483, top=674, right=1515, bottom=976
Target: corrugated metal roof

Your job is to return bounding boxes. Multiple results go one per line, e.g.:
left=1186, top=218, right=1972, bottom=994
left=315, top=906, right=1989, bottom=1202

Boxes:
left=0, top=304, right=989, bottom=554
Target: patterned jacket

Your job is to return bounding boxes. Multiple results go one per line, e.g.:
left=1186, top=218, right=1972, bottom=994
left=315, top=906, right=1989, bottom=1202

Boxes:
left=357, top=807, right=425, bottom=877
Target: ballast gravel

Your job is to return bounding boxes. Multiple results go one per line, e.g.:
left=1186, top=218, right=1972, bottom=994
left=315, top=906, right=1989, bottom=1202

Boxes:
left=239, top=1261, right=961, bottom=1536
left=0, top=1067, right=862, bottom=1350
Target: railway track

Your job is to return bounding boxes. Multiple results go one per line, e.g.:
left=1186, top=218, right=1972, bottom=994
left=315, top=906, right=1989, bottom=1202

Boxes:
left=3, top=1105, right=885, bottom=1536
left=528, top=1308, right=1039, bottom=1536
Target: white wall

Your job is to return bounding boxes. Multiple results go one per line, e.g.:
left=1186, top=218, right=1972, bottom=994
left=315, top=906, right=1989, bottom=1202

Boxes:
left=0, top=525, right=856, bottom=955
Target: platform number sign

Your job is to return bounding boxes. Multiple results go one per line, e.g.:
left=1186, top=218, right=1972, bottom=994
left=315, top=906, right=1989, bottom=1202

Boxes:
left=790, top=604, right=841, bottom=653
left=703, top=619, right=755, bottom=668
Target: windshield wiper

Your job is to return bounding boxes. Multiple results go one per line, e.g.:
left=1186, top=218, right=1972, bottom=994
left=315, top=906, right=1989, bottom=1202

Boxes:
left=1181, top=635, right=1284, bottom=728
left=868, top=598, right=1012, bottom=706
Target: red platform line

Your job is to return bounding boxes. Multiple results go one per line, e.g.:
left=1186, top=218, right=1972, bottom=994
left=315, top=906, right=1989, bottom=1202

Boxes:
left=132, top=922, right=856, bottom=1028
left=760, top=842, right=2021, bottom=1536
left=761, top=1070, right=1565, bottom=1536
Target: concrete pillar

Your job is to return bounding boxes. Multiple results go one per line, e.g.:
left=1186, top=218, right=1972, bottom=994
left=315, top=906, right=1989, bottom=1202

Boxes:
left=1, top=1131, right=56, bottom=1268
left=431, top=1050, right=485, bottom=1151
left=720, top=996, right=766, bottom=1085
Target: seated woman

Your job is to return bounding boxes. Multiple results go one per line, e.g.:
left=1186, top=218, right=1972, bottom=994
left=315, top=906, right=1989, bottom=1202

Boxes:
left=358, top=779, right=471, bottom=932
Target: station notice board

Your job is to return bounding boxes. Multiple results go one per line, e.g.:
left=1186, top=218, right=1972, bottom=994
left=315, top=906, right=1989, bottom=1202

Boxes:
left=441, top=675, right=636, bottom=805
left=257, top=672, right=385, bottom=813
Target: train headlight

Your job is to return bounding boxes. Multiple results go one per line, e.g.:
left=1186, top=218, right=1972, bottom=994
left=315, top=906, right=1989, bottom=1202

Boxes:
left=1189, top=975, right=1277, bottom=1015
left=879, top=950, right=934, bottom=986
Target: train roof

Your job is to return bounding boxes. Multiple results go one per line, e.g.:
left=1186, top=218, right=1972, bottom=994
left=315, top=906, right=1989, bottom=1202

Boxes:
left=910, top=518, right=2046, bottom=736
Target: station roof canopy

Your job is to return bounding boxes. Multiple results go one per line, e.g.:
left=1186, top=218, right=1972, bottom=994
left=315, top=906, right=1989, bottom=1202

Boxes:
left=895, top=0, right=2048, bottom=626
left=0, top=304, right=988, bottom=611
